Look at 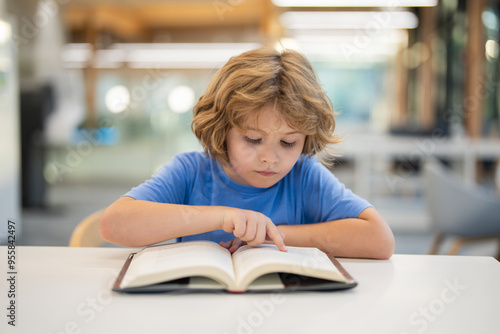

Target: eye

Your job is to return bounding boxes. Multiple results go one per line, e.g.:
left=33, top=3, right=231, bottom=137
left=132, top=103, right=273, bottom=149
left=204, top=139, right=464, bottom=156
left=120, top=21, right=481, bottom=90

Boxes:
left=244, top=136, right=262, bottom=144
left=281, top=140, right=296, bottom=148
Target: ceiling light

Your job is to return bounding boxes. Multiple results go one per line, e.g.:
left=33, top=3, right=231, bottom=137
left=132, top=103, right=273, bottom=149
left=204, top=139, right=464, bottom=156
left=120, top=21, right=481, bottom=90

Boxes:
left=60, top=43, right=262, bottom=69
left=291, top=29, right=408, bottom=44
left=94, top=50, right=127, bottom=69
left=272, top=0, right=437, bottom=7
left=115, top=43, right=260, bottom=69
left=280, top=11, right=419, bottom=30
left=60, top=43, right=92, bottom=62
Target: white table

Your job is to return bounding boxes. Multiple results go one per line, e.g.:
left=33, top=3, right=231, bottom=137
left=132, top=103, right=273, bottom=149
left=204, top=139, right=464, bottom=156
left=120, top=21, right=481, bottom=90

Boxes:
left=1, top=246, right=499, bottom=334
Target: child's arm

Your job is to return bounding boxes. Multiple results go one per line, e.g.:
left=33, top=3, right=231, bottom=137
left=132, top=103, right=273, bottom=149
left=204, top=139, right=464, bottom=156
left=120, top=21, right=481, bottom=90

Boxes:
left=276, top=207, right=395, bottom=259
left=99, top=197, right=287, bottom=251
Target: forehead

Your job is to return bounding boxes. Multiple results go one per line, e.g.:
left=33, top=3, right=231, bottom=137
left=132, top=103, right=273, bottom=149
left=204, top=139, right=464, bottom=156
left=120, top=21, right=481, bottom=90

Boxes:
left=241, top=104, right=299, bottom=134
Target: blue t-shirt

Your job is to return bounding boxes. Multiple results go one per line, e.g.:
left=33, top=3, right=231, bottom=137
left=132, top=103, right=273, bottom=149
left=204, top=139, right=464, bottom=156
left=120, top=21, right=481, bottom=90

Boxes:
left=124, top=151, right=371, bottom=243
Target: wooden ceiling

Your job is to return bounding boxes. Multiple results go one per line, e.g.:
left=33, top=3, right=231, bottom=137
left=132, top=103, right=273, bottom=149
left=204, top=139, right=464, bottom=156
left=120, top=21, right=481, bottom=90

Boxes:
left=63, top=0, right=279, bottom=43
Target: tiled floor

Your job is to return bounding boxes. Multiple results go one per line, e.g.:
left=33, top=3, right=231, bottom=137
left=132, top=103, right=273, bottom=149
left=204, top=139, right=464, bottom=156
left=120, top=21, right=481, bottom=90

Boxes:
left=14, top=183, right=499, bottom=258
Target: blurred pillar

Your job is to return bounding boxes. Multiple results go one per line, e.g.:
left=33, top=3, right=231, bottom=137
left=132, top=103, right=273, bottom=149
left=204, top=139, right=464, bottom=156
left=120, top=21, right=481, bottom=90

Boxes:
left=463, top=0, right=486, bottom=138
left=5, top=0, right=39, bottom=80
left=259, top=0, right=281, bottom=46
left=0, top=4, right=21, bottom=241
left=394, top=44, right=409, bottom=127
left=418, top=5, right=437, bottom=130
left=83, top=10, right=98, bottom=128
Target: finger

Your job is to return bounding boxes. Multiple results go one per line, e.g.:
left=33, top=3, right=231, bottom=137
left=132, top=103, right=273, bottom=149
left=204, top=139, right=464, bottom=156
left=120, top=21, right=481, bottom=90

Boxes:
left=265, top=231, right=286, bottom=243
left=247, top=220, right=267, bottom=247
left=241, top=218, right=257, bottom=242
left=229, top=238, right=245, bottom=253
left=266, top=224, right=287, bottom=252
left=233, top=219, right=246, bottom=238
left=219, top=241, right=230, bottom=249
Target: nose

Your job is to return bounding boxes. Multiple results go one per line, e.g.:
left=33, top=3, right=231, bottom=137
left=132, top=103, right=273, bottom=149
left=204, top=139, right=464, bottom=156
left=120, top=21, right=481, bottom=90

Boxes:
left=259, top=144, right=279, bottom=165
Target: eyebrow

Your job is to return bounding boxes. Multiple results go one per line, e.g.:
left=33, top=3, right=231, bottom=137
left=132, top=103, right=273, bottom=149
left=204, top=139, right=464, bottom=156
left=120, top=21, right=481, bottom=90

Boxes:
left=246, top=127, right=301, bottom=135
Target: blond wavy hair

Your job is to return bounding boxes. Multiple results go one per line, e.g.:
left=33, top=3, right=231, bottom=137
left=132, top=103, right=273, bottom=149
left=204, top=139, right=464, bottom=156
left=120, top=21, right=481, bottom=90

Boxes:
left=191, top=47, right=341, bottom=165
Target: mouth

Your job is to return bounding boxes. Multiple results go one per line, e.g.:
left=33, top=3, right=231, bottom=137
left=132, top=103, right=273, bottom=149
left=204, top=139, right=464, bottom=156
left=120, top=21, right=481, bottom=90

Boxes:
left=256, top=170, right=277, bottom=177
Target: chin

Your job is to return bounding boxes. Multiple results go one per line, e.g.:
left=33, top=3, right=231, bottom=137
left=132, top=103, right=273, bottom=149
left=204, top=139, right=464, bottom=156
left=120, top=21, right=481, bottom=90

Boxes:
left=252, top=183, right=273, bottom=189
left=249, top=178, right=280, bottom=189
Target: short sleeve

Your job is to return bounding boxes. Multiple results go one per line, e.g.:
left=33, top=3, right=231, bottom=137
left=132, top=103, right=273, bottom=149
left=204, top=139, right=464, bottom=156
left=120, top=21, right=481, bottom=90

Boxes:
left=123, top=153, right=198, bottom=204
left=300, top=157, right=372, bottom=224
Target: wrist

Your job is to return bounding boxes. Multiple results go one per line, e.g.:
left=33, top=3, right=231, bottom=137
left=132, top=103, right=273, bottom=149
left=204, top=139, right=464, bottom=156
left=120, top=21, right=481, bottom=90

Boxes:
left=276, top=224, right=288, bottom=241
left=209, top=206, right=233, bottom=232
left=276, top=224, right=314, bottom=249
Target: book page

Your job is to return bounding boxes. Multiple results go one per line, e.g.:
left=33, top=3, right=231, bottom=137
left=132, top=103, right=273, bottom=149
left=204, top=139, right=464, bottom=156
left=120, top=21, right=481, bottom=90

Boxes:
left=232, top=244, right=346, bottom=291
left=245, top=273, right=284, bottom=291
left=121, top=241, right=235, bottom=289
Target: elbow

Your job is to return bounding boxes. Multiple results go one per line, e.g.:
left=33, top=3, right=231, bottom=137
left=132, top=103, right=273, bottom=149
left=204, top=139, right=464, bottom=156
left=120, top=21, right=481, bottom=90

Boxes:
left=99, top=201, right=147, bottom=248
left=99, top=204, right=129, bottom=246
left=371, top=229, right=395, bottom=260
left=374, top=237, right=395, bottom=260
left=359, top=208, right=395, bottom=260
left=99, top=207, right=117, bottom=244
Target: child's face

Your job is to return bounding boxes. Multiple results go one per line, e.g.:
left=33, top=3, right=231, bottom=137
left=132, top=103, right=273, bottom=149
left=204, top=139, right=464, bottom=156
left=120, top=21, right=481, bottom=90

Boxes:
left=223, top=104, right=306, bottom=188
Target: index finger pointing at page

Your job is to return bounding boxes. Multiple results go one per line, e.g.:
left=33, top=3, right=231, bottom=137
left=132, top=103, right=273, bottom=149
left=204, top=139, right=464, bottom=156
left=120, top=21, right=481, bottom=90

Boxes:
left=266, top=224, right=287, bottom=252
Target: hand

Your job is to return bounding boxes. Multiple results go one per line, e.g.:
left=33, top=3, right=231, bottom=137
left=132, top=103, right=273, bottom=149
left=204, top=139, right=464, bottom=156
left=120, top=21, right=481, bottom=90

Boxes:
left=220, top=238, right=246, bottom=253
left=220, top=234, right=287, bottom=253
left=219, top=208, right=287, bottom=252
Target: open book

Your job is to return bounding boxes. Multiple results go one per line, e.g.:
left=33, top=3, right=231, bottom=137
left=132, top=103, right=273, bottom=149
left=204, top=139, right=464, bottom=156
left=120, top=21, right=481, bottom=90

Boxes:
left=113, top=240, right=357, bottom=293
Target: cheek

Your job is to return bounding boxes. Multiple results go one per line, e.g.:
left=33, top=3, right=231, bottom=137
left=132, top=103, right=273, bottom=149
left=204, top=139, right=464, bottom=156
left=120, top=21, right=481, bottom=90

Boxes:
left=228, top=142, right=255, bottom=167
left=284, top=143, right=305, bottom=164
left=287, top=148, right=303, bottom=164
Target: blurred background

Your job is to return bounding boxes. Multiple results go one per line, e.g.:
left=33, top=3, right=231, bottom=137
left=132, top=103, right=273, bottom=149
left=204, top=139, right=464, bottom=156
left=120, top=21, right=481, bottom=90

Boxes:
left=0, top=0, right=499, bottom=256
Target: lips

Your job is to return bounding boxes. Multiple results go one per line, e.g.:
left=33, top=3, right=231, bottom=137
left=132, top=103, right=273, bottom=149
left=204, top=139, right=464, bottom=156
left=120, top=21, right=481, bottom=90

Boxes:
left=256, top=170, right=277, bottom=177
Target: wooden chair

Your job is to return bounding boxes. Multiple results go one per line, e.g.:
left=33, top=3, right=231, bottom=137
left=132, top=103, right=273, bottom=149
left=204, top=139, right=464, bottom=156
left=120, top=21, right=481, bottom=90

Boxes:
left=69, top=209, right=107, bottom=247
left=423, top=157, right=500, bottom=260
